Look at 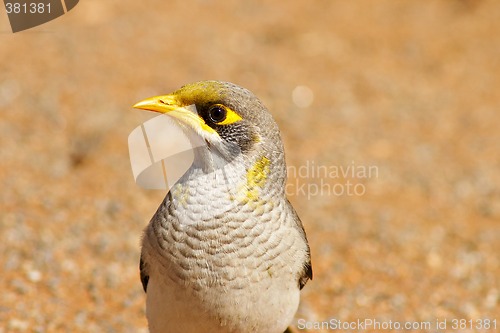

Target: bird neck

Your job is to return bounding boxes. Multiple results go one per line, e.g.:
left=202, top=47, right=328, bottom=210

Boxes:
left=172, top=149, right=286, bottom=209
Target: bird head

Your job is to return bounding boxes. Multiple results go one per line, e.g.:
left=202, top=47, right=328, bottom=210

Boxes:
left=133, top=81, right=286, bottom=187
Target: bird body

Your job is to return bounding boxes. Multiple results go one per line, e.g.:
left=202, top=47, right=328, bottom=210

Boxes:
left=134, top=81, right=311, bottom=333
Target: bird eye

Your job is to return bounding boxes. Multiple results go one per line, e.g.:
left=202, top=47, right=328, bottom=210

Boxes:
left=208, top=105, right=227, bottom=123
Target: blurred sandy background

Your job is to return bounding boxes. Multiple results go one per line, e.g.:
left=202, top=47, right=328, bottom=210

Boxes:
left=1, top=1, right=499, bottom=332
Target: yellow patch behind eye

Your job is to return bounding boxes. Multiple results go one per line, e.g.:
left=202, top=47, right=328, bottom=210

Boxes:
left=217, top=107, right=243, bottom=125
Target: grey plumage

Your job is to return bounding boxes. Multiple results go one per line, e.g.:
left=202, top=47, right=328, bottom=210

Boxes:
left=135, top=81, right=312, bottom=333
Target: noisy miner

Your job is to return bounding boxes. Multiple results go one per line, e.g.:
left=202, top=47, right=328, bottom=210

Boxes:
left=133, top=81, right=312, bottom=333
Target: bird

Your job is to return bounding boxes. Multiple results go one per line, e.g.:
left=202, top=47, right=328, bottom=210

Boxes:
left=133, top=81, right=312, bottom=333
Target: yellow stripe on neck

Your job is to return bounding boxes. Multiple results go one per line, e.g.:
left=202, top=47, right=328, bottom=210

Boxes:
left=244, top=156, right=270, bottom=201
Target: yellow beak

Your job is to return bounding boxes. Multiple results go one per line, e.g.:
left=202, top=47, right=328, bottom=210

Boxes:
left=133, top=94, right=181, bottom=113
left=133, top=95, right=216, bottom=134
